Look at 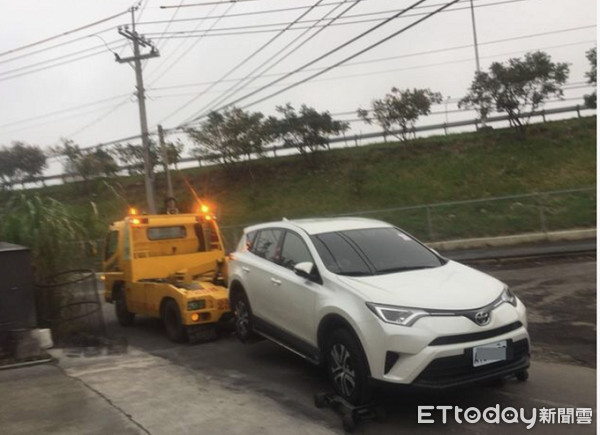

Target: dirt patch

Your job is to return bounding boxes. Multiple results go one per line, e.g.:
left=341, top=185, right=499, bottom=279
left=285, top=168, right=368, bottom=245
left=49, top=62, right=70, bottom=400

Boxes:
left=478, top=257, right=596, bottom=368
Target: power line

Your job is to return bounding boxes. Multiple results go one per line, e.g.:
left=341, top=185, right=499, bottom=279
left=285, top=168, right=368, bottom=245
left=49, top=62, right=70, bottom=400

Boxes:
left=182, top=0, right=453, bottom=126
left=160, top=0, right=258, bottom=8
left=147, top=0, right=524, bottom=38
left=0, top=93, right=131, bottom=130
left=0, top=25, right=120, bottom=67
left=140, top=1, right=348, bottom=26
left=6, top=29, right=589, bottom=139
left=146, top=1, right=237, bottom=85
left=0, top=43, right=129, bottom=83
left=159, top=0, right=330, bottom=124
left=188, top=0, right=364, bottom=122
left=0, top=39, right=126, bottom=78
left=179, top=22, right=594, bottom=125
left=177, top=0, right=529, bottom=118
left=0, top=9, right=129, bottom=59
left=142, top=0, right=467, bottom=27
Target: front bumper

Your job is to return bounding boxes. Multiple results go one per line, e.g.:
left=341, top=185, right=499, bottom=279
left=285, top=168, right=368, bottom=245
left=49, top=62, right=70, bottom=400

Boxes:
left=358, top=299, right=530, bottom=386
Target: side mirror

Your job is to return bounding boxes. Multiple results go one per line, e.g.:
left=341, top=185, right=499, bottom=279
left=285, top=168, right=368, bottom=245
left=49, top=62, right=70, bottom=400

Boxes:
left=293, top=262, right=321, bottom=284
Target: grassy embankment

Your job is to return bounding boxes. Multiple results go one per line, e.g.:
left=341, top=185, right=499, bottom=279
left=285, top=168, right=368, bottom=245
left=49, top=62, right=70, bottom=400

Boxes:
left=25, top=116, right=597, bottom=246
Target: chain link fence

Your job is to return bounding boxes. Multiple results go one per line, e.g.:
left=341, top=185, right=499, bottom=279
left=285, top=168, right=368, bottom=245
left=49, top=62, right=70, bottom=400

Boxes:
left=36, top=270, right=107, bottom=349
left=219, top=187, right=596, bottom=251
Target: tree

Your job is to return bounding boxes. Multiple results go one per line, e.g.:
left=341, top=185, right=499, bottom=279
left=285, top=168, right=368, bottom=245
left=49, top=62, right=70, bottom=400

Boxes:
left=10, top=142, right=47, bottom=187
left=584, top=47, right=596, bottom=109
left=358, top=88, right=442, bottom=141
left=114, top=142, right=159, bottom=176
left=164, top=139, right=184, bottom=170
left=53, top=139, right=118, bottom=186
left=187, top=107, right=270, bottom=168
left=459, top=51, right=569, bottom=134
left=0, top=147, right=17, bottom=189
left=269, top=104, right=349, bottom=166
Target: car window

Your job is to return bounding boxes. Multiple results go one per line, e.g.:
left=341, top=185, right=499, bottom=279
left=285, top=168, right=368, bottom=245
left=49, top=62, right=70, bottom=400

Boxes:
left=279, top=231, right=313, bottom=270
left=104, top=230, right=119, bottom=260
left=252, top=229, right=283, bottom=262
left=343, top=228, right=443, bottom=273
left=312, top=232, right=370, bottom=276
left=313, top=227, right=444, bottom=276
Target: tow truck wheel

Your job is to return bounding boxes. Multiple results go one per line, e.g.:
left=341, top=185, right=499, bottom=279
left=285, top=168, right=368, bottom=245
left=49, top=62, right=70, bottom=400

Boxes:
left=115, top=286, right=135, bottom=327
left=163, top=299, right=188, bottom=343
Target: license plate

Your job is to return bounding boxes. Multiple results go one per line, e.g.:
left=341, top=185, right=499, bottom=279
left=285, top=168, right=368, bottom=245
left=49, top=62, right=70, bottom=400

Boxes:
left=473, top=340, right=507, bottom=367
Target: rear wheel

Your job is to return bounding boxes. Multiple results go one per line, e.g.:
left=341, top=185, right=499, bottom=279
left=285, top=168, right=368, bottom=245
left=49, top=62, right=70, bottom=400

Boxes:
left=115, top=286, right=135, bottom=327
left=231, top=291, right=255, bottom=342
left=163, top=299, right=187, bottom=343
left=325, top=329, right=371, bottom=405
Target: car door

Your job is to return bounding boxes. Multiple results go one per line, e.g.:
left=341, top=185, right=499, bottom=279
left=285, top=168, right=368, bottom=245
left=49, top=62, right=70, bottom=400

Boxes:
left=266, top=230, right=320, bottom=346
left=238, top=228, right=284, bottom=320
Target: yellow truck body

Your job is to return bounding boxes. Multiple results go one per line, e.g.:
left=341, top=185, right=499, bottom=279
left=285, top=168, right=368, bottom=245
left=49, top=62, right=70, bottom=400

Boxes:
left=102, top=211, right=230, bottom=342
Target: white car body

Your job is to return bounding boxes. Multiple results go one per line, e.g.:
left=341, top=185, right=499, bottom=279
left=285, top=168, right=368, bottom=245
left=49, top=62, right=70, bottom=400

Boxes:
left=228, top=217, right=530, bottom=392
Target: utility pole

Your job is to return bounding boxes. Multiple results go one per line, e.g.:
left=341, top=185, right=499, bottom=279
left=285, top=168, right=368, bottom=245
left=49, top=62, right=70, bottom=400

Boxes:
left=469, top=0, right=486, bottom=127
left=158, top=124, right=174, bottom=199
left=116, top=7, right=160, bottom=213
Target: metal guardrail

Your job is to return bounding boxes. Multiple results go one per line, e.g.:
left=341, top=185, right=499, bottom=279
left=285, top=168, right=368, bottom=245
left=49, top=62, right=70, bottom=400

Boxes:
left=218, top=187, right=596, bottom=250
left=9, top=104, right=595, bottom=186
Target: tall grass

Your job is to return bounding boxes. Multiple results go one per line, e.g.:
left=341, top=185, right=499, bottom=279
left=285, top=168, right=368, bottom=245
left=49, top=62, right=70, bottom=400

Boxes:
left=0, top=194, right=89, bottom=280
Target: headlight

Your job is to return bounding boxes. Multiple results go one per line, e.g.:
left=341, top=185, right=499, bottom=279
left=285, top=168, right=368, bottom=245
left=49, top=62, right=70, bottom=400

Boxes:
left=500, top=287, right=517, bottom=306
left=187, top=300, right=206, bottom=311
left=366, top=302, right=428, bottom=326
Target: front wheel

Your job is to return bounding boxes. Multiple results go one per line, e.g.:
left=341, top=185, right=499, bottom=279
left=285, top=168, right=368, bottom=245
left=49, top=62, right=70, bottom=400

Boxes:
left=325, top=329, right=371, bottom=405
left=163, top=299, right=187, bottom=343
left=115, top=287, right=135, bottom=327
left=231, top=291, right=255, bottom=342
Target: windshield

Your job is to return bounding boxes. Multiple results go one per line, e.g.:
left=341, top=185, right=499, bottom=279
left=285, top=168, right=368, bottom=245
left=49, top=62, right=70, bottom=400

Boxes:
left=311, top=227, right=445, bottom=276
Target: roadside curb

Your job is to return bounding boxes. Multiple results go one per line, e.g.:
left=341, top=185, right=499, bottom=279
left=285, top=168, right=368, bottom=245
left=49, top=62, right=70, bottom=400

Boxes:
left=428, top=228, right=596, bottom=251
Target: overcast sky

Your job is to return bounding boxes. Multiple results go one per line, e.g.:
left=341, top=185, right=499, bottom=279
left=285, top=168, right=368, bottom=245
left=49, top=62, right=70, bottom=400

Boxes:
left=0, top=0, right=596, bottom=156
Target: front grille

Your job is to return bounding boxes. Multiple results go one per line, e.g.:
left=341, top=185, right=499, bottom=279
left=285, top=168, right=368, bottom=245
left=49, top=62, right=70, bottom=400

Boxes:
left=413, top=339, right=529, bottom=388
left=428, top=321, right=523, bottom=346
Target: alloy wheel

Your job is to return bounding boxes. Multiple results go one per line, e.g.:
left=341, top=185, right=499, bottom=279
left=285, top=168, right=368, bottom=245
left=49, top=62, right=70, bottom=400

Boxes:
left=329, top=343, right=356, bottom=397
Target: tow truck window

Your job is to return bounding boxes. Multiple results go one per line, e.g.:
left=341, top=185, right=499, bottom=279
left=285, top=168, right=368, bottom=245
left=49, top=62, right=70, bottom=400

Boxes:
left=147, top=226, right=186, bottom=240
left=104, top=230, right=119, bottom=260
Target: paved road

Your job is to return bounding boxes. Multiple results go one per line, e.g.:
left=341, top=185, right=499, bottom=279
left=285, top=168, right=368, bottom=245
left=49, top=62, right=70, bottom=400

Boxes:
left=1, top=257, right=596, bottom=434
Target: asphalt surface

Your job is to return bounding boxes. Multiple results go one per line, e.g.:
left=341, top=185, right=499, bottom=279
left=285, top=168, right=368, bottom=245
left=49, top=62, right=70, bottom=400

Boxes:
left=0, top=252, right=596, bottom=434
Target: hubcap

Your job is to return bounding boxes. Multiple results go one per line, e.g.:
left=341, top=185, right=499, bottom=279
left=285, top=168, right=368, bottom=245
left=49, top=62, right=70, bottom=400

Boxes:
left=235, top=300, right=249, bottom=337
left=329, top=343, right=356, bottom=397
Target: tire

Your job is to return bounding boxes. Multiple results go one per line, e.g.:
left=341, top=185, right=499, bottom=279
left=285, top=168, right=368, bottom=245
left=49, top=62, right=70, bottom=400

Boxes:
left=314, top=392, right=328, bottom=409
left=342, top=413, right=356, bottom=433
left=230, top=290, right=255, bottom=342
left=325, top=329, right=371, bottom=406
left=162, top=299, right=188, bottom=343
left=516, top=369, right=529, bottom=382
left=115, top=286, right=135, bottom=327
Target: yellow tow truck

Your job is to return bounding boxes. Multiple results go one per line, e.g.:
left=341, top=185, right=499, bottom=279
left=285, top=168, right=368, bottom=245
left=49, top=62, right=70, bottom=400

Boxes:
left=102, top=204, right=231, bottom=343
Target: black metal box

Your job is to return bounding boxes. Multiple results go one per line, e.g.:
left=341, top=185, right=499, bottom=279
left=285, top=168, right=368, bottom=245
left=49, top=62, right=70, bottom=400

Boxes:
left=0, top=242, right=36, bottom=331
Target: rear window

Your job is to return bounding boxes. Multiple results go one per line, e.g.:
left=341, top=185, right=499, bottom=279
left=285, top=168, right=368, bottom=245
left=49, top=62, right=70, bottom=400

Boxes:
left=147, top=226, right=186, bottom=241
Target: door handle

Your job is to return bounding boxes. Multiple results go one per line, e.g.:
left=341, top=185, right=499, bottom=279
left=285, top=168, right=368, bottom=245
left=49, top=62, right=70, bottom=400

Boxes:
left=242, top=267, right=250, bottom=273
left=270, top=278, right=282, bottom=286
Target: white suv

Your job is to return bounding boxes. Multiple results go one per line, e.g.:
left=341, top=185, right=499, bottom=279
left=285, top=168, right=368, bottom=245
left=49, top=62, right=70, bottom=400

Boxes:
left=228, top=218, right=530, bottom=404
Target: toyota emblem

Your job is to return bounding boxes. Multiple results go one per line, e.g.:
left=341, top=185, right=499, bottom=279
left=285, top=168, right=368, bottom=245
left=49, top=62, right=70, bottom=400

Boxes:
left=474, top=310, right=490, bottom=326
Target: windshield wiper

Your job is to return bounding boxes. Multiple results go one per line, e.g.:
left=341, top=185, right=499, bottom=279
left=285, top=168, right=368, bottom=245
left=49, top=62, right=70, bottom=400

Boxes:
left=338, top=271, right=373, bottom=277
left=375, top=265, right=438, bottom=275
